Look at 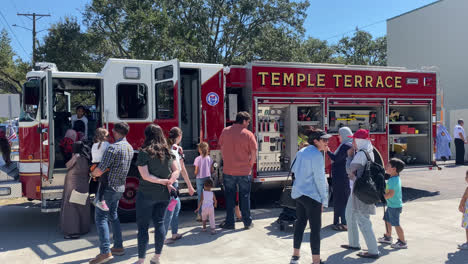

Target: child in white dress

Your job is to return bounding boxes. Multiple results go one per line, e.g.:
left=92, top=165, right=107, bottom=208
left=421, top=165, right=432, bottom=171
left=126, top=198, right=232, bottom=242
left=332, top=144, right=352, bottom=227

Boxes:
left=195, top=178, right=217, bottom=234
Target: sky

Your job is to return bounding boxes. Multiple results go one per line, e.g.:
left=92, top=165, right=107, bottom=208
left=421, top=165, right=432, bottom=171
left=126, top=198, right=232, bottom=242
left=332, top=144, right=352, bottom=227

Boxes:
left=0, top=0, right=439, bottom=62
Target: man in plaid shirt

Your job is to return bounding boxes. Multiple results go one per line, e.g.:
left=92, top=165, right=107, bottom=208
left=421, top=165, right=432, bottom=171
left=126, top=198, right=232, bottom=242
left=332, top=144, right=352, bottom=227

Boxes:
left=90, top=122, right=134, bottom=264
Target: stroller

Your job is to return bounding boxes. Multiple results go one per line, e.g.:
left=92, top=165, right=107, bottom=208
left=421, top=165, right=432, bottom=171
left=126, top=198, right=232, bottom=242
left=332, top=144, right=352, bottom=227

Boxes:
left=276, top=207, right=296, bottom=231
left=276, top=166, right=334, bottom=231
left=276, top=158, right=297, bottom=231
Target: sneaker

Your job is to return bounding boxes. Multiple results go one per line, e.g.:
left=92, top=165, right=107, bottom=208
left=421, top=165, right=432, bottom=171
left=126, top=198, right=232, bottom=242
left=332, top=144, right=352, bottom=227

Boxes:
left=378, top=235, right=393, bottom=244
left=111, top=247, right=125, bottom=256
left=95, top=200, right=109, bottom=212
left=458, top=243, right=468, bottom=250
left=150, top=256, right=160, bottom=264
left=89, top=253, right=113, bottom=264
left=244, top=222, right=254, bottom=230
left=391, top=239, right=408, bottom=249
left=289, top=255, right=300, bottom=264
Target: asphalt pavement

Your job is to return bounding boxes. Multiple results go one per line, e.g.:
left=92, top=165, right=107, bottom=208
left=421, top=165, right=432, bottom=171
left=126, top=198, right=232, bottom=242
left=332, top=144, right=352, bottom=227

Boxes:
left=1, top=163, right=468, bottom=264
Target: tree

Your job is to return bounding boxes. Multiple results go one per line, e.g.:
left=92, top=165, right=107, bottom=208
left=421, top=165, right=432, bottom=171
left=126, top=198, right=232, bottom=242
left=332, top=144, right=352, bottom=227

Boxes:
left=299, top=37, right=337, bottom=63
left=0, top=29, right=28, bottom=94
left=36, top=17, right=101, bottom=72
left=334, top=29, right=387, bottom=66
left=83, top=0, right=310, bottom=65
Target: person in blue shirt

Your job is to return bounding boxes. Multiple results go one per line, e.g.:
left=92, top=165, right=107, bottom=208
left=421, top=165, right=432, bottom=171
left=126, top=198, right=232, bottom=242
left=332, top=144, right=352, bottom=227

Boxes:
left=290, top=129, right=331, bottom=264
left=378, top=158, right=407, bottom=249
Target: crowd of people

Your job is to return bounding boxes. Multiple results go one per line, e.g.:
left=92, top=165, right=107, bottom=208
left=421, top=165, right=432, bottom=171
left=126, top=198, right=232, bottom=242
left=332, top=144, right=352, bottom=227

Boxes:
left=52, top=107, right=468, bottom=264
left=56, top=111, right=257, bottom=264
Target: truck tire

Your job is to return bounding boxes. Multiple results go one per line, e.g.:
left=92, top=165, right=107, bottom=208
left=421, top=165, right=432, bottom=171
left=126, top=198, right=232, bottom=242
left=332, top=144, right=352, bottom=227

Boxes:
left=117, top=167, right=140, bottom=223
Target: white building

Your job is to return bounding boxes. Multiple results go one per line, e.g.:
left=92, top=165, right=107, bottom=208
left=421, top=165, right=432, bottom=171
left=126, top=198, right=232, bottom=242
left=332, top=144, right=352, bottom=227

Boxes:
left=387, top=0, right=468, bottom=158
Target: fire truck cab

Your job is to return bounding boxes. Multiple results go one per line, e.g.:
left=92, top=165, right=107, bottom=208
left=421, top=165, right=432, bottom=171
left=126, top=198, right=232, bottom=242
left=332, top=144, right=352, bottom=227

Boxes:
left=15, top=59, right=225, bottom=220
left=2, top=59, right=437, bottom=221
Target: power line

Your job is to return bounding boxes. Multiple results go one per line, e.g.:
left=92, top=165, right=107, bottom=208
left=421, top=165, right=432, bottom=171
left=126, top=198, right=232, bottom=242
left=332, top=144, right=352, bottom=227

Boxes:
left=17, top=13, right=51, bottom=65
left=8, top=0, right=27, bottom=28
left=0, top=9, right=29, bottom=58
left=324, top=19, right=387, bottom=41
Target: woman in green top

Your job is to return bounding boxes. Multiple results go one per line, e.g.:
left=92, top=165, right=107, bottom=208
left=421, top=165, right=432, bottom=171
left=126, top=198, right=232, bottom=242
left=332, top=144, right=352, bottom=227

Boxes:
left=135, top=124, right=180, bottom=264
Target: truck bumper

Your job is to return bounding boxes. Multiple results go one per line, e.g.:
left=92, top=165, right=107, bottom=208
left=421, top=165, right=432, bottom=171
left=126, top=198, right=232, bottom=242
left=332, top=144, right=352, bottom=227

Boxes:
left=254, top=176, right=288, bottom=183
left=0, top=181, right=22, bottom=199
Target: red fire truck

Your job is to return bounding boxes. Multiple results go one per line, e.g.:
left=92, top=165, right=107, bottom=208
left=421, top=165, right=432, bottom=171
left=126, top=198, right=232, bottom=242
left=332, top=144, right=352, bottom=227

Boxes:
left=0, top=59, right=437, bottom=221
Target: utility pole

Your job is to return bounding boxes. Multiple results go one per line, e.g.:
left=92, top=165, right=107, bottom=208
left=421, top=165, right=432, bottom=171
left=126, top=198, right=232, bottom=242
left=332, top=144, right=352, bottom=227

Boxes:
left=16, top=13, right=50, bottom=66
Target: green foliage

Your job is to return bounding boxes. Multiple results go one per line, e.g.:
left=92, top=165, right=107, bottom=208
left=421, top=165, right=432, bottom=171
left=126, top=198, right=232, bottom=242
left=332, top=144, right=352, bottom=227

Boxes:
left=82, top=0, right=310, bottom=65
left=334, top=29, right=387, bottom=66
left=36, top=17, right=101, bottom=72
left=0, top=29, right=28, bottom=94
left=34, top=1, right=388, bottom=72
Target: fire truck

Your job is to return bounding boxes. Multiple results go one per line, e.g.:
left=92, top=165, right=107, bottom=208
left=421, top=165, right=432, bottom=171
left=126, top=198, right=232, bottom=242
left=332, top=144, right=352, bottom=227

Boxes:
left=0, top=59, right=437, bottom=221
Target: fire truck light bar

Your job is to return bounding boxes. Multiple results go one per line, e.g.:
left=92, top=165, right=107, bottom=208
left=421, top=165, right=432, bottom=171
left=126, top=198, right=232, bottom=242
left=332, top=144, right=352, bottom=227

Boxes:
left=124, top=67, right=141, bottom=80
left=0, top=187, right=11, bottom=196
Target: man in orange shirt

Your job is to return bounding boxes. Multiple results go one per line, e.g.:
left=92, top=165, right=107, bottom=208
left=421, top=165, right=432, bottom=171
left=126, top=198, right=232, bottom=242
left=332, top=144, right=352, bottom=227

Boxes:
left=219, top=112, right=258, bottom=230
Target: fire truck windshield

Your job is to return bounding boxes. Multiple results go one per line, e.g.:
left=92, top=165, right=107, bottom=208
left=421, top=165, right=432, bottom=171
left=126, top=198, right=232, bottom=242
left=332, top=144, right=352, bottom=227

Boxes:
left=20, top=79, right=40, bottom=122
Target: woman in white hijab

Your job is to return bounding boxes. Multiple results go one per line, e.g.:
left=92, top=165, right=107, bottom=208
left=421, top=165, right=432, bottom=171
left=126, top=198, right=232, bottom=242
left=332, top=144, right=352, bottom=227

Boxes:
left=327, top=127, right=353, bottom=231
left=340, top=129, right=380, bottom=259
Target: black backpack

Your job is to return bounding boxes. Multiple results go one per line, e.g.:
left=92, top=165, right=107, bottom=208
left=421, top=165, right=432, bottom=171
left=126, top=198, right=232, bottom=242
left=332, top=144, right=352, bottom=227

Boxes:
left=353, top=150, right=386, bottom=205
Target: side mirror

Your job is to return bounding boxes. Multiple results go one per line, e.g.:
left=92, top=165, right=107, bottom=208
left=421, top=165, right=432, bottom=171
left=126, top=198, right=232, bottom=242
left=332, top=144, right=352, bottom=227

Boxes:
left=23, top=80, right=40, bottom=105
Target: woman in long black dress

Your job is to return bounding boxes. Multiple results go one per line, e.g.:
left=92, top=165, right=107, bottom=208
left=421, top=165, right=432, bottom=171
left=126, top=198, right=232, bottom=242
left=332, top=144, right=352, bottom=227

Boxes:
left=327, top=127, right=353, bottom=231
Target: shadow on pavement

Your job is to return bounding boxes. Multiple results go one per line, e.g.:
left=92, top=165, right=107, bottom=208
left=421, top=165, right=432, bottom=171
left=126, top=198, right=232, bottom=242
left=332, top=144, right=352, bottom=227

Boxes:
left=446, top=249, right=468, bottom=264
left=326, top=245, right=394, bottom=263
left=402, top=187, right=440, bottom=202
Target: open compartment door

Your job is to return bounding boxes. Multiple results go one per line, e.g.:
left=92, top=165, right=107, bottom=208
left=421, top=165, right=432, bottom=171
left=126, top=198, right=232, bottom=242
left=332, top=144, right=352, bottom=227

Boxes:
left=40, top=70, right=55, bottom=181
left=152, top=59, right=180, bottom=132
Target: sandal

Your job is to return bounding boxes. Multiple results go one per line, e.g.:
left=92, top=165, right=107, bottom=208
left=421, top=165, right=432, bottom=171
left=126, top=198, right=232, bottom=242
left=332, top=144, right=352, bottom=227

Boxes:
left=332, top=225, right=341, bottom=231
left=164, top=238, right=175, bottom=244
left=357, top=252, right=380, bottom=259
left=340, top=244, right=361, bottom=250
left=338, top=224, right=348, bottom=231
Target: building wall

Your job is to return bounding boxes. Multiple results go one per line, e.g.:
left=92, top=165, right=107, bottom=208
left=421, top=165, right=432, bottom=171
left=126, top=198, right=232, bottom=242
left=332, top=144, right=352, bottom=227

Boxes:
left=387, top=0, right=468, bottom=157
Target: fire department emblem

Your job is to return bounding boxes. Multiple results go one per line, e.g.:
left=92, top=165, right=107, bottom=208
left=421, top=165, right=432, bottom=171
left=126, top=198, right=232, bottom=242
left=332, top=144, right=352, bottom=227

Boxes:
left=206, top=92, right=219, bottom=106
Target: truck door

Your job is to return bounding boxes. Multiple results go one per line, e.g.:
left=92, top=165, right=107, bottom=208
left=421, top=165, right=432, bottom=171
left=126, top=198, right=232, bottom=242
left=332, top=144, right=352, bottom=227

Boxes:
left=200, top=69, right=224, bottom=147
left=39, top=70, right=55, bottom=181
left=152, top=60, right=180, bottom=132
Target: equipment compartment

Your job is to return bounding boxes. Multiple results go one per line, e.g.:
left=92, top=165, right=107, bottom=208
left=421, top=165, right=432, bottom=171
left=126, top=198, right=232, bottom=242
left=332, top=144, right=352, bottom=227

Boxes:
left=256, top=102, right=324, bottom=175
left=328, top=103, right=385, bottom=133
left=388, top=103, right=432, bottom=166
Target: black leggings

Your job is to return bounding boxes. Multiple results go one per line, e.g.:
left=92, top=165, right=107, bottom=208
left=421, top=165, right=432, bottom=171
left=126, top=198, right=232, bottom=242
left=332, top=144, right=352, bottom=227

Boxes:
left=97, top=172, right=108, bottom=201
left=293, top=195, right=322, bottom=255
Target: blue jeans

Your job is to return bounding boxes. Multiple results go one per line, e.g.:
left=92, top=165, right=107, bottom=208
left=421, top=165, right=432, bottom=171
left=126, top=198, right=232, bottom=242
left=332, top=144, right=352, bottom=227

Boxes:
left=345, top=195, right=379, bottom=255
left=163, top=196, right=181, bottom=236
left=196, top=177, right=210, bottom=215
left=223, top=174, right=252, bottom=227
left=95, top=188, right=124, bottom=254
left=136, top=191, right=169, bottom=258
